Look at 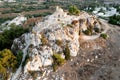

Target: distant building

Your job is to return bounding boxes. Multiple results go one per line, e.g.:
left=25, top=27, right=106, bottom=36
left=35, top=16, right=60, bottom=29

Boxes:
left=38, top=0, right=45, bottom=2
left=4, top=0, right=16, bottom=2
left=0, top=0, right=3, bottom=4
left=102, top=0, right=120, bottom=4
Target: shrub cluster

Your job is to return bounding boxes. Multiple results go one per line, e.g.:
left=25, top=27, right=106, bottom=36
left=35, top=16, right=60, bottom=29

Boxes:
left=100, top=33, right=108, bottom=39
left=0, top=49, right=18, bottom=79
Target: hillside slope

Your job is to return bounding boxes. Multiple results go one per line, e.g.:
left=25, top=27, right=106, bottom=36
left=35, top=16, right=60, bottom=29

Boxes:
left=46, top=24, right=120, bottom=80
left=9, top=6, right=120, bottom=80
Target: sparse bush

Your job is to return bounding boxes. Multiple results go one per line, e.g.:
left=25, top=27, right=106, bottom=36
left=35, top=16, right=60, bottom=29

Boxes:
left=56, top=40, right=62, bottom=46
left=41, top=34, right=48, bottom=46
left=83, top=29, right=92, bottom=35
left=68, top=5, right=80, bottom=15
left=28, top=71, right=38, bottom=79
left=52, top=53, right=65, bottom=71
left=63, top=44, right=71, bottom=60
left=100, top=33, right=108, bottom=39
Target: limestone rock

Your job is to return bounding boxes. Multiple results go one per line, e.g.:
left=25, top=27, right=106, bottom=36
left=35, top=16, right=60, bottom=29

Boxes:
left=11, top=6, right=104, bottom=80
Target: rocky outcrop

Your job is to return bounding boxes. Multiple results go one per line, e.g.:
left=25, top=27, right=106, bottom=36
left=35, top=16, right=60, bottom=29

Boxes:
left=11, top=6, right=107, bottom=80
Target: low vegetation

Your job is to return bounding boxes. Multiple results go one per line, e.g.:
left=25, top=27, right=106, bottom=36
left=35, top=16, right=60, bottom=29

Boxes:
left=63, top=44, right=71, bottom=60
left=41, top=34, right=48, bottom=46
left=83, top=29, right=92, bottom=35
left=28, top=71, right=38, bottom=79
left=56, top=40, right=63, bottom=46
left=100, top=33, right=108, bottom=39
left=52, top=53, right=65, bottom=71
left=25, top=12, right=52, bottom=18
left=83, top=26, right=94, bottom=35
left=0, top=17, right=14, bottom=25
left=0, top=24, right=29, bottom=50
left=0, top=49, right=18, bottom=80
left=52, top=44, right=71, bottom=71
left=108, top=15, right=120, bottom=26
left=68, top=5, right=80, bottom=15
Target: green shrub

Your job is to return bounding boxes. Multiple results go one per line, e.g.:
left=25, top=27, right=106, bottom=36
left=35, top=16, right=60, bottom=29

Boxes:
left=0, top=49, right=18, bottom=79
left=100, top=33, right=108, bottom=39
left=63, top=44, right=71, bottom=60
left=52, top=53, right=65, bottom=71
left=68, top=5, right=80, bottom=15
left=0, top=25, right=29, bottom=50
left=83, top=29, right=92, bottom=35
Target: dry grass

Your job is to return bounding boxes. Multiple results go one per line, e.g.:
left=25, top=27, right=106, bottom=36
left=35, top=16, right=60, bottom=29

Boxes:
left=23, top=17, right=42, bottom=27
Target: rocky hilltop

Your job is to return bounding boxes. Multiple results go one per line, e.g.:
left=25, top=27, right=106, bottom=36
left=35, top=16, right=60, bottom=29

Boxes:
left=10, top=6, right=110, bottom=80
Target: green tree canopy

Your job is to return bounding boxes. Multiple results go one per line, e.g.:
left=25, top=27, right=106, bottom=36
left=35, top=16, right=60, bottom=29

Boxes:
left=0, top=24, right=29, bottom=50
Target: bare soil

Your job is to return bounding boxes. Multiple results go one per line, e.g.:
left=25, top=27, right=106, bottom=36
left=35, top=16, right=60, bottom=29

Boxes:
left=0, top=10, right=52, bottom=18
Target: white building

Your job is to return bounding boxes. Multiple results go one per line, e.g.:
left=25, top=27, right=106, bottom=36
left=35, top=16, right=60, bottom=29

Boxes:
left=4, top=0, right=16, bottom=2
